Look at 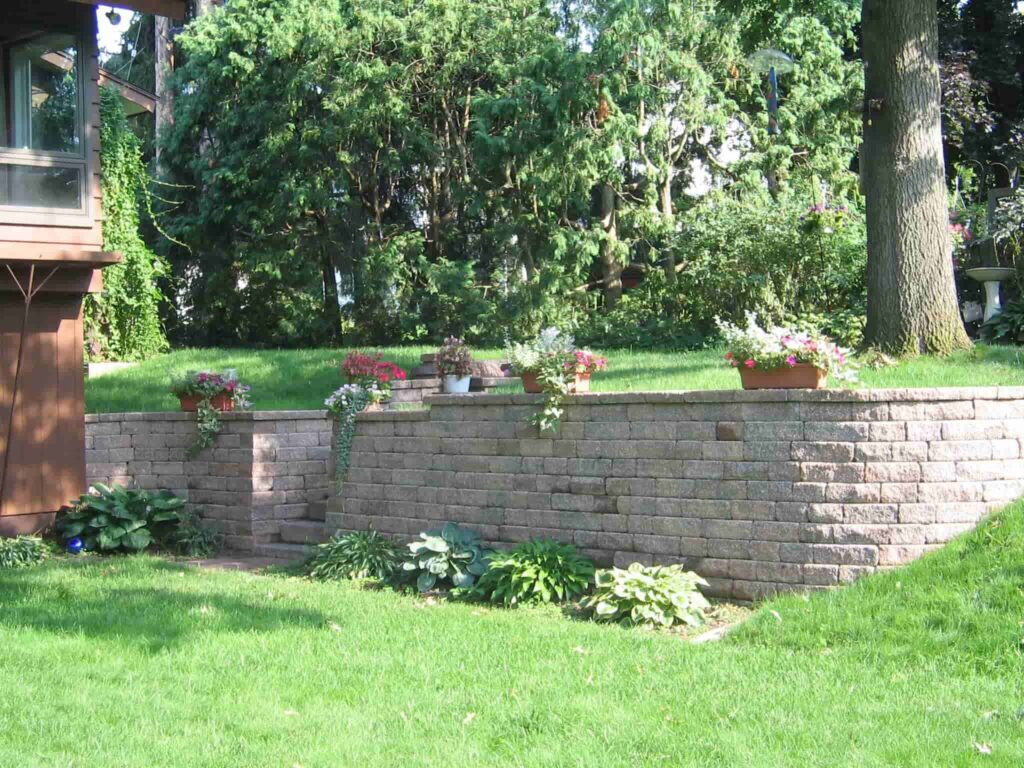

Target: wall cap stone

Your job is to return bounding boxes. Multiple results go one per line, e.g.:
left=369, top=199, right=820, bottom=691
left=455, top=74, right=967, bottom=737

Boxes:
left=424, top=386, right=1011, bottom=407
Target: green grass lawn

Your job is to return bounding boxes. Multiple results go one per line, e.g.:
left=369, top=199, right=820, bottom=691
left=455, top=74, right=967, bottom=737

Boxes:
left=1, top=501, right=1023, bottom=766
left=85, top=344, right=1024, bottom=413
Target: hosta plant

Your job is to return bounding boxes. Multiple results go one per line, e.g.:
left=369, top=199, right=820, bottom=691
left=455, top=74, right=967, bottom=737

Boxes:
left=582, top=563, right=711, bottom=629
left=474, top=539, right=594, bottom=607
left=402, top=522, right=491, bottom=592
left=57, top=484, right=186, bottom=553
left=0, top=535, right=49, bottom=569
left=307, top=530, right=402, bottom=581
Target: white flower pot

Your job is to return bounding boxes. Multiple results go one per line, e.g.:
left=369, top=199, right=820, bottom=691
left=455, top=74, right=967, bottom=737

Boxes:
left=443, top=375, right=472, bottom=394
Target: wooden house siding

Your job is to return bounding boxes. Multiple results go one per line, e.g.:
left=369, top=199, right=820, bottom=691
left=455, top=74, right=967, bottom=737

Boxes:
left=0, top=1, right=104, bottom=258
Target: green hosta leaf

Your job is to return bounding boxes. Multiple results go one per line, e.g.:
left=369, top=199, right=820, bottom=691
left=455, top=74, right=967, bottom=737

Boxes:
left=422, top=536, right=449, bottom=553
left=87, top=514, right=111, bottom=529
left=416, top=572, right=437, bottom=592
left=122, top=529, right=153, bottom=551
left=97, top=527, right=124, bottom=550
left=451, top=569, right=475, bottom=588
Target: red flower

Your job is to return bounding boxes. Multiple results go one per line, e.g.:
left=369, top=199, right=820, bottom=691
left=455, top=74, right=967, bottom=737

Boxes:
left=724, top=352, right=734, bottom=361
left=744, top=359, right=756, bottom=369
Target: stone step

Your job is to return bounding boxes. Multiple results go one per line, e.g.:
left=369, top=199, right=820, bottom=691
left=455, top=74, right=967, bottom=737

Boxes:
left=307, top=500, right=327, bottom=521
left=279, top=520, right=329, bottom=545
left=253, top=541, right=315, bottom=562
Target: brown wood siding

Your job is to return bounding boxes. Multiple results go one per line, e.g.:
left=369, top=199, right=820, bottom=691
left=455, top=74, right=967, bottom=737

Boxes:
left=0, top=292, right=85, bottom=523
left=0, top=1, right=104, bottom=261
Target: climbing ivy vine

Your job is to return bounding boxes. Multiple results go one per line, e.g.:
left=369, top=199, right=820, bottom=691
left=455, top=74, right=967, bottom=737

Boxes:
left=84, top=87, right=169, bottom=362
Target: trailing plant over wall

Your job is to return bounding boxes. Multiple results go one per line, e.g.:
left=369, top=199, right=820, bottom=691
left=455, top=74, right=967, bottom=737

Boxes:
left=325, top=384, right=385, bottom=484
left=85, top=87, right=169, bottom=362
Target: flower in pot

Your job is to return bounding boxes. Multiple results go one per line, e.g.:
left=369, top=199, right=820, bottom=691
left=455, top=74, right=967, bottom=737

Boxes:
left=325, top=382, right=387, bottom=483
left=340, top=351, right=407, bottom=401
left=566, top=350, right=608, bottom=393
left=508, top=329, right=609, bottom=431
left=170, top=370, right=251, bottom=412
left=436, top=337, right=473, bottom=394
left=170, top=371, right=252, bottom=457
left=717, top=313, right=856, bottom=390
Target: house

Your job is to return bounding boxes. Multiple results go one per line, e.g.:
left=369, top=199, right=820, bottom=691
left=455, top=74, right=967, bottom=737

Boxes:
left=0, top=0, right=186, bottom=535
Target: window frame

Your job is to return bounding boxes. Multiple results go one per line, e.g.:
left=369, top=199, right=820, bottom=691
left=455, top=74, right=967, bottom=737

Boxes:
left=0, top=29, right=93, bottom=227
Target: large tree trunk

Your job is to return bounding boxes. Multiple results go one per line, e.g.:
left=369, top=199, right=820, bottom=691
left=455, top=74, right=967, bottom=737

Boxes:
left=861, top=0, right=970, bottom=355
left=154, top=16, right=173, bottom=175
left=598, top=183, right=622, bottom=309
left=320, top=246, right=341, bottom=340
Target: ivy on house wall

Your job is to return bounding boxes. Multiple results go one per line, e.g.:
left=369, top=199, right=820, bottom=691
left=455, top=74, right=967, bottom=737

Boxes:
left=84, top=87, right=169, bottom=362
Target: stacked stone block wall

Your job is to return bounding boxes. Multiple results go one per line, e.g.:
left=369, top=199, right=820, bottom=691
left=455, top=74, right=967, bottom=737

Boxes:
left=326, top=388, right=1024, bottom=600
left=85, top=411, right=333, bottom=551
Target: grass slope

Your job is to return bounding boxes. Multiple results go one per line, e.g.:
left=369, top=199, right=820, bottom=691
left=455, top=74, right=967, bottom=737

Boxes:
left=85, top=344, right=1024, bottom=413
left=1, top=502, right=1023, bottom=766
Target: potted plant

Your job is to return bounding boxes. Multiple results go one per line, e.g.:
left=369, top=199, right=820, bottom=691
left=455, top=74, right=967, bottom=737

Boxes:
left=508, top=329, right=608, bottom=431
left=509, top=329, right=607, bottom=394
left=566, top=350, right=608, bottom=393
left=436, top=336, right=474, bottom=394
left=325, top=383, right=387, bottom=484
left=170, top=371, right=251, bottom=456
left=717, top=313, right=855, bottom=390
left=171, top=370, right=251, bottom=412
left=341, top=351, right=407, bottom=401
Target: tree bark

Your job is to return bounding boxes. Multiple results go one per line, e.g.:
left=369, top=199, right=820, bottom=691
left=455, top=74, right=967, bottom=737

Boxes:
left=154, top=16, right=173, bottom=175
left=320, top=245, right=341, bottom=340
left=660, top=172, right=676, bottom=285
left=598, top=183, right=622, bottom=309
left=861, top=0, right=970, bottom=355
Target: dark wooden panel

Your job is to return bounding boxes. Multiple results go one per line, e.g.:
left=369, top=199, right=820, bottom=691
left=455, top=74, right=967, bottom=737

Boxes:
left=0, top=293, right=85, bottom=518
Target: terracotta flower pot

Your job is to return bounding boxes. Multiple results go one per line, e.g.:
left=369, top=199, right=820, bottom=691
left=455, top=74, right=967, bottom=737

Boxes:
left=178, top=393, right=236, bottom=412
left=521, top=372, right=592, bottom=394
left=738, top=363, right=827, bottom=390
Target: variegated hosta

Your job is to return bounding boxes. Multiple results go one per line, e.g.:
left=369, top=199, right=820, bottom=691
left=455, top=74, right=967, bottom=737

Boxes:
left=402, top=522, right=491, bottom=592
left=583, top=563, right=711, bottom=629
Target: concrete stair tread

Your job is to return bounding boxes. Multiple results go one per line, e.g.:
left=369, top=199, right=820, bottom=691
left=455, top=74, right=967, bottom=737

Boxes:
left=253, top=542, right=315, bottom=562
left=278, top=520, right=329, bottom=545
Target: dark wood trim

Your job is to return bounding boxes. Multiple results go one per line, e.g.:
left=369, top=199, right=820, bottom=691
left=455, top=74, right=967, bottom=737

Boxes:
left=68, top=0, right=187, bottom=20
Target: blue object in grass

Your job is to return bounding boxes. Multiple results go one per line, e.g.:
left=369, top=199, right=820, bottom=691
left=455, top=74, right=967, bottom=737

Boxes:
left=67, top=537, right=84, bottom=555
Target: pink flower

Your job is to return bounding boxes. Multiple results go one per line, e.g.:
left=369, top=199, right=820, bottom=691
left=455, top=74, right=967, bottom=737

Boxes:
left=786, top=355, right=797, bottom=367
left=744, top=359, right=756, bottom=369
left=724, top=352, right=734, bottom=361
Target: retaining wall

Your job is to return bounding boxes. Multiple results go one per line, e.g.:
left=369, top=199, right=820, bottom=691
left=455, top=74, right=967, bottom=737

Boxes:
left=85, top=411, right=333, bottom=551
left=326, top=388, right=1024, bottom=600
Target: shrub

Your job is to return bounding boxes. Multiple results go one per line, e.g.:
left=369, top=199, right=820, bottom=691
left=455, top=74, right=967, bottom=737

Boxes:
left=307, top=530, right=402, bottom=581
left=582, top=563, right=711, bottom=629
left=981, top=297, right=1024, bottom=344
left=0, top=536, right=49, bottom=569
left=402, top=522, right=490, bottom=592
left=474, top=539, right=594, bottom=607
left=57, top=484, right=186, bottom=554
left=168, top=507, right=224, bottom=557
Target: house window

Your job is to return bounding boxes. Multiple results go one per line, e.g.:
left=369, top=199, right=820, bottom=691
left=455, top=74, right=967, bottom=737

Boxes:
left=0, top=32, right=87, bottom=214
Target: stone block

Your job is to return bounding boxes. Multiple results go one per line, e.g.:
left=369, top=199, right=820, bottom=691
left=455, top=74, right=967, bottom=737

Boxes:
left=801, top=463, right=865, bottom=483
left=811, top=544, right=879, bottom=566
left=791, top=442, right=854, bottom=463
left=804, top=422, right=870, bottom=442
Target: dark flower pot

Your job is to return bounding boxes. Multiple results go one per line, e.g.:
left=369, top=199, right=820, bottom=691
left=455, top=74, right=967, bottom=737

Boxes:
left=178, top=393, right=235, bottom=412
left=521, top=372, right=592, bottom=394
left=738, top=364, right=827, bottom=390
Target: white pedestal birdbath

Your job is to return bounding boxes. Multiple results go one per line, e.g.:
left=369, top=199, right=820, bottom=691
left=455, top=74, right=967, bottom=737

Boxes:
left=966, top=267, right=1016, bottom=322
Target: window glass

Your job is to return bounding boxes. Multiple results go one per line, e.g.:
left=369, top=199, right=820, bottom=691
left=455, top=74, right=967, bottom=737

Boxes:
left=0, top=163, right=82, bottom=209
left=2, top=34, right=80, bottom=153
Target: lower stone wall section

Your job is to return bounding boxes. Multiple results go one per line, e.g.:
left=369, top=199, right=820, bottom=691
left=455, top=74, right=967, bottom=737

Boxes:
left=86, top=411, right=333, bottom=551
left=326, top=388, right=1024, bottom=600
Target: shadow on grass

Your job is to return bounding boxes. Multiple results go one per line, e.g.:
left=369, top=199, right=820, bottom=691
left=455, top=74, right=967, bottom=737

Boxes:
left=0, top=559, right=331, bottom=654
